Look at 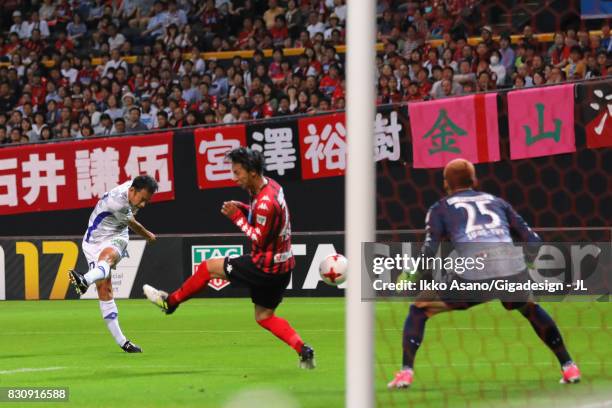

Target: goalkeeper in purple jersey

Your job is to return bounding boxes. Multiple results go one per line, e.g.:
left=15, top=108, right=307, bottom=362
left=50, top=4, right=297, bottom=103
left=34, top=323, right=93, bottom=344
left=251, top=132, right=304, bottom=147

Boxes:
left=388, top=158, right=581, bottom=389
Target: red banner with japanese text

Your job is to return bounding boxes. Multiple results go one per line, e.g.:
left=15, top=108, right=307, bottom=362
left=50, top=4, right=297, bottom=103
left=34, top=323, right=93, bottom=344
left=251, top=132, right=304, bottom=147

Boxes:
left=194, top=125, right=247, bottom=189
left=0, top=132, right=174, bottom=215
left=298, top=113, right=347, bottom=180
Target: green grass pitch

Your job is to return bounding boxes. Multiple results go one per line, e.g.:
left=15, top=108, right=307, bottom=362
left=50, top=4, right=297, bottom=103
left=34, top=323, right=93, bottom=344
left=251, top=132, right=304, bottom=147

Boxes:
left=376, top=300, right=612, bottom=408
left=0, top=298, right=344, bottom=408
left=0, top=298, right=609, bottom=407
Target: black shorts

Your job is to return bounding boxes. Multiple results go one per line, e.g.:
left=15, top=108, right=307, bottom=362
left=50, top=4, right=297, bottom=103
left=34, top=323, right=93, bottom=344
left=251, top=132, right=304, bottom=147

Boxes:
left=223, top=255, right=292, bottom=309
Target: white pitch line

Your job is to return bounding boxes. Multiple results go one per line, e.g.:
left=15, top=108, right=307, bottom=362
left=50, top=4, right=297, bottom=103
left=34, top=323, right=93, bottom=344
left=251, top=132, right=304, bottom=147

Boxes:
left=0, top=367, right=65, bottom=375
left=0, top=326, right=607, bottom=335
left=576, top=400, right=612, bottom=408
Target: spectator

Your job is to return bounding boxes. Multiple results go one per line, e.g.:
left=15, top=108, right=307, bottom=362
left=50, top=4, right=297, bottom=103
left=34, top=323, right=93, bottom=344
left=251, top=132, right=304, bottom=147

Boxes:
left=108, top=24, right=127, bottom=51
left=477, top=70, right=494, bottom=92
left=126, top=107, right=149, bottom=132
left=112, top=117, right=126, bottom=134
left=271, top=15, right=289, bottom=46
left=142, top=1, right=168, bottom=41
left=26, top=11, right=50, bottom=40
left=60, top=59, right=78, bottom=85
left=38, top=0, right=57, bottom=22
left=8, top=126, right=22, bottom=143
left=480, top=25, right=495, bottom=49
left=306, top=12, right=326, bottom=39
left=595, top=50, right=609, bottom=76
left=10, top=10, right=28, bottom=40
left=250, top=91, right=273, bottom=119
left=104, top=94, right=124, bottom=121
left=39, top=125, right=53, bottom=141
left=263, top=0, right=285, bottom=30
left=499, top=33, right=515, bottom=73
left=102, top=49, right=129, bottom=77
left=285, top=0, right=303, bottom=37
left=430, top=66, right=462, bottom=98
left=156, top=110, right=170, bottom=129
left=139, top=94, right=158, bottom=129
left=81, top=124, right=95, bottom=137
left=563, top=46, right=586, bottom=80
left=489, top=50, right=507, bottom=86
left=164, top=0, right=188, bottom=29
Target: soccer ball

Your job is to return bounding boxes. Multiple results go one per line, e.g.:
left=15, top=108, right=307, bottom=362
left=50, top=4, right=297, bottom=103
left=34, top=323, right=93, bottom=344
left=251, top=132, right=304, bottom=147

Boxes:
left=319, top=253, right=348, bottom=286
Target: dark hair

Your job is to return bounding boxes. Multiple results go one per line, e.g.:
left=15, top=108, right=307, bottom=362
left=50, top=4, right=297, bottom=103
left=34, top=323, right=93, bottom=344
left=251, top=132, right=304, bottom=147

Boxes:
left=225, top=147, right=265, bottom=175
left=131, top=175, right=159, bottom=194
left=570, top=45, right=583, bottom=56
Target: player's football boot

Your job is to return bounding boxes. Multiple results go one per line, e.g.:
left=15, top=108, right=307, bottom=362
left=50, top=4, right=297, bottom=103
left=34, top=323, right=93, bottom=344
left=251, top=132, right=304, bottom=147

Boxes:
left=68, top=270, right=89, bottom=295
left=387, top=369, right=414, bottom=389
left=121, top=340, right=142, bottom=353
left=299, top=344, right=315, bottom=369
left=143, top=284, right=177, bottom=315
left=560, top=362, right=581, bottom=384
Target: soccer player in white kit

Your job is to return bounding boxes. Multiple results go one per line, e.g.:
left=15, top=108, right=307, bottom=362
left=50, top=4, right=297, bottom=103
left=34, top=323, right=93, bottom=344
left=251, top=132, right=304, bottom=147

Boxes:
left=69, top=175, right=158, bottom=352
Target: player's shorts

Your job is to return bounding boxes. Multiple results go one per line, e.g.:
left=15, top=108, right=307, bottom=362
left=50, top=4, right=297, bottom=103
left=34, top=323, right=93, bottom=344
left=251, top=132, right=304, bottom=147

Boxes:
left=82, top=237, right=129, bottom=269
left=440, top=269, right=532, bottom=311
left=223, top=255, right=292, bottom=310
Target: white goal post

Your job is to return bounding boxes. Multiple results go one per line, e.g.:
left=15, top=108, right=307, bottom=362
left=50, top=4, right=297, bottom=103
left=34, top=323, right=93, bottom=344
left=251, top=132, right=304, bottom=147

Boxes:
left=345, top=0, right=376, bottom=407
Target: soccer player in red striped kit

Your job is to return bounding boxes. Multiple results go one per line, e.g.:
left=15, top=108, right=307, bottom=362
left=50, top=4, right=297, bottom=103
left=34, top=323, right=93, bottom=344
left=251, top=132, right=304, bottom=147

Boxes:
left=143, top=147, right=315, bottom=369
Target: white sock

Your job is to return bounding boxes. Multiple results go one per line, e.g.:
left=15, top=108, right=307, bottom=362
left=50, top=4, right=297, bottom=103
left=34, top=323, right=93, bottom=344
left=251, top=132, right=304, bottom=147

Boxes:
left=99, top=299, right=127, bottom=346
left=84, top=261, right=111, bottom=285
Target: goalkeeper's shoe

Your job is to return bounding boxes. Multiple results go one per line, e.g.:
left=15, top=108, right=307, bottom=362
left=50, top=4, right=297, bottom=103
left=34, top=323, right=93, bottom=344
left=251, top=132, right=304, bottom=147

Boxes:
left=68, top=270, right=89, bottom=295
left=299, top=344, right=315, bottom=369
left=387, top=369, right=413, bottom=389
left=560, top=362, right=581, bottom=384
left=121, top=340, right=142, bottom=353
left=143, top=284, right=177, bottom=315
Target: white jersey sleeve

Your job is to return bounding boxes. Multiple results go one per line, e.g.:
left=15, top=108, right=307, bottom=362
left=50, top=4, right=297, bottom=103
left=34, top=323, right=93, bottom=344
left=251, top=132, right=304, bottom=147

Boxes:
left=83, top=181, right=135, bottom=244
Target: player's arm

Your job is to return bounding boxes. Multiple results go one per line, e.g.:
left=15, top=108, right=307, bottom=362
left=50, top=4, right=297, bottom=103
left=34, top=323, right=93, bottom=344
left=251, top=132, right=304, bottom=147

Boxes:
left=397, top=204, right=445, bottom=286
left=421, top=203, right=445, bottom=259
left=229, top=200, right=250, bottom=216
left=107, top=197, right=156, bottom=243
left=504, top=200, right=540, bottom=264
left=127, top=217, right=156, bottom=243
left=504, top=201, right=541, bottom=243
left=221, top=201, right=274, bottom=246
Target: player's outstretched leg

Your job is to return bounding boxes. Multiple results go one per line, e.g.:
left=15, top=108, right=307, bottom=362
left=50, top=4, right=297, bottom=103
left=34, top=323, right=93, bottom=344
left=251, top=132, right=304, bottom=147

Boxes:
left=69, top=259, right=112, bottom=295
left=516, top=302, right=580, bottom=384
left=144, top=259, right=219, bottom=314
left=388, top=304, right=429, bottom=389
left=97, top=278, right=142, bottom=353
left=143, top=284, right=176, bottom=315
left=255, top=306, right=315, bottom=369
left=389, top=299, right=453, bottom=389
left=68, top=269, right=89, bottom=295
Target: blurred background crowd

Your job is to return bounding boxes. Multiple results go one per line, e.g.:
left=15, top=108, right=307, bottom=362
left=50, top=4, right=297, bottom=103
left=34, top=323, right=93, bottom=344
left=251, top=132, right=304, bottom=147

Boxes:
left=0, top=0, right=609, bottom=143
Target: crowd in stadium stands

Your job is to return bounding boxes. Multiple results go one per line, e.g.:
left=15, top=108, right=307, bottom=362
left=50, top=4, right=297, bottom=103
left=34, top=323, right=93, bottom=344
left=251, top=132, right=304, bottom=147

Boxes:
left=0, top=0, right=610, bottom=143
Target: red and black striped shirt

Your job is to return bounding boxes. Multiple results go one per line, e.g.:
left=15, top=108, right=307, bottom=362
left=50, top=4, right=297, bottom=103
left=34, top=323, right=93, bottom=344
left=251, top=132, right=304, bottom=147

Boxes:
left=230, top=177, right=294, bottom=274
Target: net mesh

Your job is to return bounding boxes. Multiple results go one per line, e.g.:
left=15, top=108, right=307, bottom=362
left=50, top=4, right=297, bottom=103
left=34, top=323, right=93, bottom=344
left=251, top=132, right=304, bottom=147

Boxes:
left=373, top=73, right=611, bottom=408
